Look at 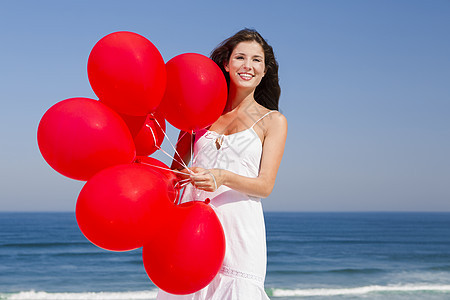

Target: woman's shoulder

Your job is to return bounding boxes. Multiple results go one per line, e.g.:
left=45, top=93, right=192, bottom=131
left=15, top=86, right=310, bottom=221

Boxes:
left=253, top=103, right=287, bottom=127
left=249, top=104, right=287, bottom=137
left=266, top=110, right=287, bottom=133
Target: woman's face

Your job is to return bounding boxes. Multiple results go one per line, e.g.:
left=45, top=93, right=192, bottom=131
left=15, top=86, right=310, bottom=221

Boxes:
left=225, top=41, right=265, bottom=91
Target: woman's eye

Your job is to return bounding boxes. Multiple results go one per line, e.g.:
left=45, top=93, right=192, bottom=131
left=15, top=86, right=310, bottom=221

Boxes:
left=254, top=58, right=261, bottom=62
left=236, top=56, right=244, bottom=60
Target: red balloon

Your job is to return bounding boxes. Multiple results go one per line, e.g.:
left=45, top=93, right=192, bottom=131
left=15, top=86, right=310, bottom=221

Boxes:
left=135, top=156, right=176, bottom=184
left=158, top=53, right=227, bottom=132
left=76, top=164, right=174, bottom=251
left=135, top=156, right=180, bottom=203
left=88, top=31, right=166, bottom=116
left=120, top=111, right=166, bottom=156
left=135, top=156, right=179, bottom=203
left=143, top=201, right=225, bottom=295
left=37, top=98, right=136, bottom=181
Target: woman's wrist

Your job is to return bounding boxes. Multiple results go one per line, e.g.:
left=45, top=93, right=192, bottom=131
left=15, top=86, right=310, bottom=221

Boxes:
left=217, top=169, right=229, bottom=187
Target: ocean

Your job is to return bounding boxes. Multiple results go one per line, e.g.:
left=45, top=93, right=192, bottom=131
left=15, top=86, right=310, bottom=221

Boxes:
left=1, top=212, right=450, bottom=299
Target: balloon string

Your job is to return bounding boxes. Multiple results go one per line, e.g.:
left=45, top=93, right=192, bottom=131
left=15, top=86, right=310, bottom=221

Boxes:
left=174, top=129, right=194, bottom=171
left=145, top=124, right=182, bottom=167
left=191, top=132, right=196, bottom=166
left=146, top=124, right=159, bottom=149
left=173, top=179, right=191, bottom=206
left=173, top=179, right=190, bottom=189
left=146, top=116, right=193, bottom=174
left=137, top=160, right=190, bottom=176
left=143, top=116, right=221, bottom=206
left=176, top=130, right=188, bottom=147
left=150, top=114, right=194, bottom=174
left=178, top=179, right=191, bottom=188
left=191, top=128, right=212, bottom=165
left=137, top=160, right=192, bottom=206
left=176, top=129, right=195, bottom=169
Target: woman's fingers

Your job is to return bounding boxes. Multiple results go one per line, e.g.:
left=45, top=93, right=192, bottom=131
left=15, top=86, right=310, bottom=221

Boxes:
left=189, top=168, right=222, bottom=192
left=190, top=166, right=206, bottom=174
left=190, top=172, right=210, bottom=181
left=190, top=173, right=214, bottom=191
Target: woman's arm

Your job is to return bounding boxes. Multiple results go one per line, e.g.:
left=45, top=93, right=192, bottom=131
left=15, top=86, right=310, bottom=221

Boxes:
left=191, top=112, right=288, bottom=198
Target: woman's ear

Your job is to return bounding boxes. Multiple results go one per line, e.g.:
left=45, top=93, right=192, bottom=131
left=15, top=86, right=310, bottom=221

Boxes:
left=224, top=61, right=230, bottom=72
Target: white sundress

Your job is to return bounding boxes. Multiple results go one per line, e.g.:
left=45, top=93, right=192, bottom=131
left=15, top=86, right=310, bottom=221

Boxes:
left=157, top=111, right=274, bottom=300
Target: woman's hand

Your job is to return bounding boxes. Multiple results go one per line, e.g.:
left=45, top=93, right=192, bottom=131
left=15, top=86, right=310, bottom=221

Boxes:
left=170, top=168, right=190, bottom=181
left=189, top=167, right=225, bottom=192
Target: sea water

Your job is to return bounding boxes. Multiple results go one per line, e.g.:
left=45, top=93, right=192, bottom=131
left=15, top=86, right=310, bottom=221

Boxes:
left=1, top=212, right=450, bottom=299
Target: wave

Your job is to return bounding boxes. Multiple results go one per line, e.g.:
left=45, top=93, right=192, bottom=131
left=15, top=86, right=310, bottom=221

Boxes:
left=328, top=267, right=384, bottom=274
left=3, top=285, right=450, bottom=299
left=0, top=242, right=89, bottom=248
left=0, top=290, right=158, bottom=300
left=51, top=252, right=112, bottom=257
left=268, top=284, right=450, bottom=297
left=428, top=265, right=450, bottom=272
left=269, top=267, right=385, bottom=275
left=269, top=240, right=450, bottom=245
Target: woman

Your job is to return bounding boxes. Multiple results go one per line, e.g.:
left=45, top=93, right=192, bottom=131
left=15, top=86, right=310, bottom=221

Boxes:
left=158, top=28, right=287, bottom=299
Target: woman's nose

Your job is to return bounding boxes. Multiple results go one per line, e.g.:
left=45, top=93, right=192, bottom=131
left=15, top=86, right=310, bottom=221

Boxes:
left=242, top=59, right=252, bottom=70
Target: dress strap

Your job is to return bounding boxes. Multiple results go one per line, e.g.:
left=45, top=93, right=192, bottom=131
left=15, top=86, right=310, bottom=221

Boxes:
left=250, top=110, right=275, bottom=129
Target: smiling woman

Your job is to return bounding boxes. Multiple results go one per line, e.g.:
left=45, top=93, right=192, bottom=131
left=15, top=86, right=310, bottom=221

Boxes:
left=225, top=41, right=266, bottom=91
left=158, top=29, right=287, bottom=300
left=210, top=29, right=281, bottom=111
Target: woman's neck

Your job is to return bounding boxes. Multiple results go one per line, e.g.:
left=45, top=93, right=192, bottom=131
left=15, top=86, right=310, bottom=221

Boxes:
left=224, top=85, right=256, bottom=113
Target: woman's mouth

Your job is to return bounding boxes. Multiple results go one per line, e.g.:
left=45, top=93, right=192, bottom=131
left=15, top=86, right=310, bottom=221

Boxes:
left=238, top=73, right=254, bottom=80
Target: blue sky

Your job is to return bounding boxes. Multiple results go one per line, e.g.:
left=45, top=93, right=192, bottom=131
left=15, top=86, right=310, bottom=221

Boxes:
left=0, top=0, right=449, bottom=212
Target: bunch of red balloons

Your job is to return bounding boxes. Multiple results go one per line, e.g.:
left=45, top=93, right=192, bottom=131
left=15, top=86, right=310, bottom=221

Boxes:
left=37, top=31, right=227, bottom=295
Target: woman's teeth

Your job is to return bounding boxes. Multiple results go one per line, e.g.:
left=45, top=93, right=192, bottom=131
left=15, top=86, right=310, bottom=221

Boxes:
left=239, top=73, right=253, bottom=80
